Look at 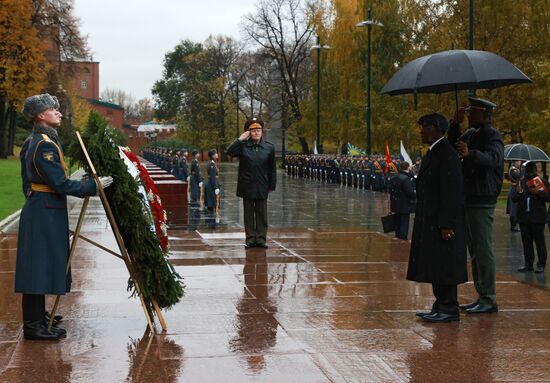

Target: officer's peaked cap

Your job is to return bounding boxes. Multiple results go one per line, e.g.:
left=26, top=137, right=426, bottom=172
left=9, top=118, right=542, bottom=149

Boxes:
left=467, top=97, right=496, bottom=110
left=244, top=117, right=264, bottom=131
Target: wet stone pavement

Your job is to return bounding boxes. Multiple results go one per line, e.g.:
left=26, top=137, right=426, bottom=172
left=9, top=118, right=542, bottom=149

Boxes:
left=0, top=163, right=549, bottom=382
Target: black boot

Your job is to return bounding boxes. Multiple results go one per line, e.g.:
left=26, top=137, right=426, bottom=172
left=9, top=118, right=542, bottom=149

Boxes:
left=23, top=320, right=61, bottom=341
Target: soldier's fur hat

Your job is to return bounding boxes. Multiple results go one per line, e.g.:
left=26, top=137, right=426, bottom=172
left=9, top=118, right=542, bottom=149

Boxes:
left=22, top=94, right=60, bottom=120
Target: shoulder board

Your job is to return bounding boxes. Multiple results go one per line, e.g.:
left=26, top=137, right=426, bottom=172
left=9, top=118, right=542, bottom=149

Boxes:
left=263, top=140, right=274, bottom=146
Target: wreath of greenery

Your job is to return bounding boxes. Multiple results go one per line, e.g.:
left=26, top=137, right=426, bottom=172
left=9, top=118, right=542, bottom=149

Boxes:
left=69, top=111, right=184, bottom=310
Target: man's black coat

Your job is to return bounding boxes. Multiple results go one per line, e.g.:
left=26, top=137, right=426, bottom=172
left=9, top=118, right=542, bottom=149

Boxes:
left=407, top=138, right=468, bottom=285
left=388, top=171, right=416, bottom=214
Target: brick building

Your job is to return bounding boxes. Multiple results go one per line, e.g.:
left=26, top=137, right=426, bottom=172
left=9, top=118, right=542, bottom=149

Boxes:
left=61, top=61, right=100, bottom=100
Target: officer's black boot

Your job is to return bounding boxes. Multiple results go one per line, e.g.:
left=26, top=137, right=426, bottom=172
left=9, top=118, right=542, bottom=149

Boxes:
left=23, top=320, right=61, bottom=341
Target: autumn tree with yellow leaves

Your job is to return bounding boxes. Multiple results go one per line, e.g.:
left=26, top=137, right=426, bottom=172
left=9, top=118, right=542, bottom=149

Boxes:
left=300, top=0, right=550, bottom=156
left=0, top=0, right=49, bottom=157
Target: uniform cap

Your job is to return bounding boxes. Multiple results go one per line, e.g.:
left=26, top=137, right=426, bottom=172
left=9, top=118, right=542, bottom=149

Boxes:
left=466, top=97, right=496, bottom=110
left=244, top=117, right=264, bottom=131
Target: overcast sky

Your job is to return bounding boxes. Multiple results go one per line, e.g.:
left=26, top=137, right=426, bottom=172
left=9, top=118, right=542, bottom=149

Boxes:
left=73, top=0, right=258, bottom=101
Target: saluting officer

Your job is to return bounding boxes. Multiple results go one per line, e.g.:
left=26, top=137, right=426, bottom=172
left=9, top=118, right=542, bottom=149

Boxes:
left=16, top=94, right=113, bottom=340
left=227, top=118, right=276, bottom=248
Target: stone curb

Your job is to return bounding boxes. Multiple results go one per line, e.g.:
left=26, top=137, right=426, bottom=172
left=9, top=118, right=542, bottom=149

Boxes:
left=0, top=209, right=21, bottom=234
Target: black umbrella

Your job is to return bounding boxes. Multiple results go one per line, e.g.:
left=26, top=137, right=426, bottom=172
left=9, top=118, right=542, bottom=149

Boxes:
left=381, top=49, right=532, bottom=96
left=504, top=144, right=550, bottom=162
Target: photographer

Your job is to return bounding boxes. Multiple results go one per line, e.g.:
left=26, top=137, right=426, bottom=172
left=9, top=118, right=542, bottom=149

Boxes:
left=511, top=162, right=549, bottom=273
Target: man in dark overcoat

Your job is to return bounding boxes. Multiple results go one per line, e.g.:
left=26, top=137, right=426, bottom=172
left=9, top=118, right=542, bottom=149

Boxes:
left=407, top=113, right=467, bottom=323
left=16, top=94, right=113, bottom=340
left=388, top=161, right=416, bottom=240
left=226, top=117, right=276, bottom=248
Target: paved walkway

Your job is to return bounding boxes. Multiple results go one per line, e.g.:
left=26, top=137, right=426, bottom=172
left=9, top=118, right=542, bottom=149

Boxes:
left=0, top=164, right=549, bottom=382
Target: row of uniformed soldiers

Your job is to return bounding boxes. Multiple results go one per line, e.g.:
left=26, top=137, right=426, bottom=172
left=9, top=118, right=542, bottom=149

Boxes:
left=285, top=154, right=421, bottom=192
left=142, top=147, right=221, bottom=211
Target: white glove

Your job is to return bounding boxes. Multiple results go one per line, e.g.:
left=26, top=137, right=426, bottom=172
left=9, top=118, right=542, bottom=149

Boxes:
left=215, top=188, right=220, bottom=195
left=187, top=176, right=190, bottom=182
left=199, top=182, right=203, bottom=188
left=96, top=176, right=114, bottom=195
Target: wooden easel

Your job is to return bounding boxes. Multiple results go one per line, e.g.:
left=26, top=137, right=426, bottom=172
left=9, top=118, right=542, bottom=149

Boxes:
left=48, top=132, right=168, bottom=333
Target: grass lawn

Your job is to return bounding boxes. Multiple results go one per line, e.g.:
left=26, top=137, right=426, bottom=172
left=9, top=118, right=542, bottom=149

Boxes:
left=0, top=157, right=24, bottom=221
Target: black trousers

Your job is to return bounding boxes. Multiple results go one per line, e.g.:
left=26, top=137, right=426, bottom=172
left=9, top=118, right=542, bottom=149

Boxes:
left=243, top=198, right=268, bottom=245
left=431, top=284, right=458, bottom=315
left=519, top=222, right=547, bottom=268
left=394, top=213, right=410, bottom=240
left=22, top=294, right=45, bottom=322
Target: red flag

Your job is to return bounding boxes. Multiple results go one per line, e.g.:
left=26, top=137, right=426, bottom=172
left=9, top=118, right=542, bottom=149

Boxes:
left=385, top=143, right=391, bottom=173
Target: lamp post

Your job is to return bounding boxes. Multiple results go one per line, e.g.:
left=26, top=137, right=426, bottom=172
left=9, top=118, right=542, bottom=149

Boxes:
left=468, top=0, right=475, bottom=97
left=310, top=36, right=330, bottom=154
left=357, top=8, right=383, bottom=155
left=235, top=81, right=240, bottom=136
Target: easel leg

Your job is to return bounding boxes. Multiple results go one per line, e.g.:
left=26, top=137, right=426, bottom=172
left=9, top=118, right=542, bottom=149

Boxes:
left=48, top=196, right=90, bottom=331
left=152, top=298, right=167, bottom=332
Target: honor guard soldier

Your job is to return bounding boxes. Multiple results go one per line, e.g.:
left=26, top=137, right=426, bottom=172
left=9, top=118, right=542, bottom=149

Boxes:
left=190, top=150, right=204, bottom=203
left=179, top=148, right=189, bottom=182
left=16, top=94, right=113, bottom=340
left=205, top=149, right=221, bottom=211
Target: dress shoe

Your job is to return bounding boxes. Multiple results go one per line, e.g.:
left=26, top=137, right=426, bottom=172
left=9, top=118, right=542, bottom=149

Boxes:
left=23, top=320, right=61, bottom=341
left=244, top=243, right=254, bottom=249
left=466, top=303, right=498, bottom=314
left=415, top=311, right=435, bottom=318
left=256, top=243, right=268, bottom=249
left=534, top=265, right=545, bottom=274
left=517, top=266, right=533, bottom=272
left=459, top=300, right=478, bottom=311
left=422, top=312, right=459, bottom=323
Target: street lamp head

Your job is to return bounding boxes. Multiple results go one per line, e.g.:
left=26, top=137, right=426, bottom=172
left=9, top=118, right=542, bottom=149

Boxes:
left=356, top=20, right=384, bottom=28
left=311, top=44, right=330, bottom=50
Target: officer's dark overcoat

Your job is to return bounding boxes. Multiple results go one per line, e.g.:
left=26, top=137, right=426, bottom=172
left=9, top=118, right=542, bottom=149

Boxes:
left=16, top=126, right=96, bottom=295
left=407, top=138, right=468, bottom=285
left=226, top=138, right=276, bottom=199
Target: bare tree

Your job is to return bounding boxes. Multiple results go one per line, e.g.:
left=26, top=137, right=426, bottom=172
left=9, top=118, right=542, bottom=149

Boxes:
left=201, top=35, right=244, bottom=141
left=31, top=0, right=89, bottom=62
left=233, top=51, right=271, bottom=118
left=242, top=0, right=318, bottom=153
